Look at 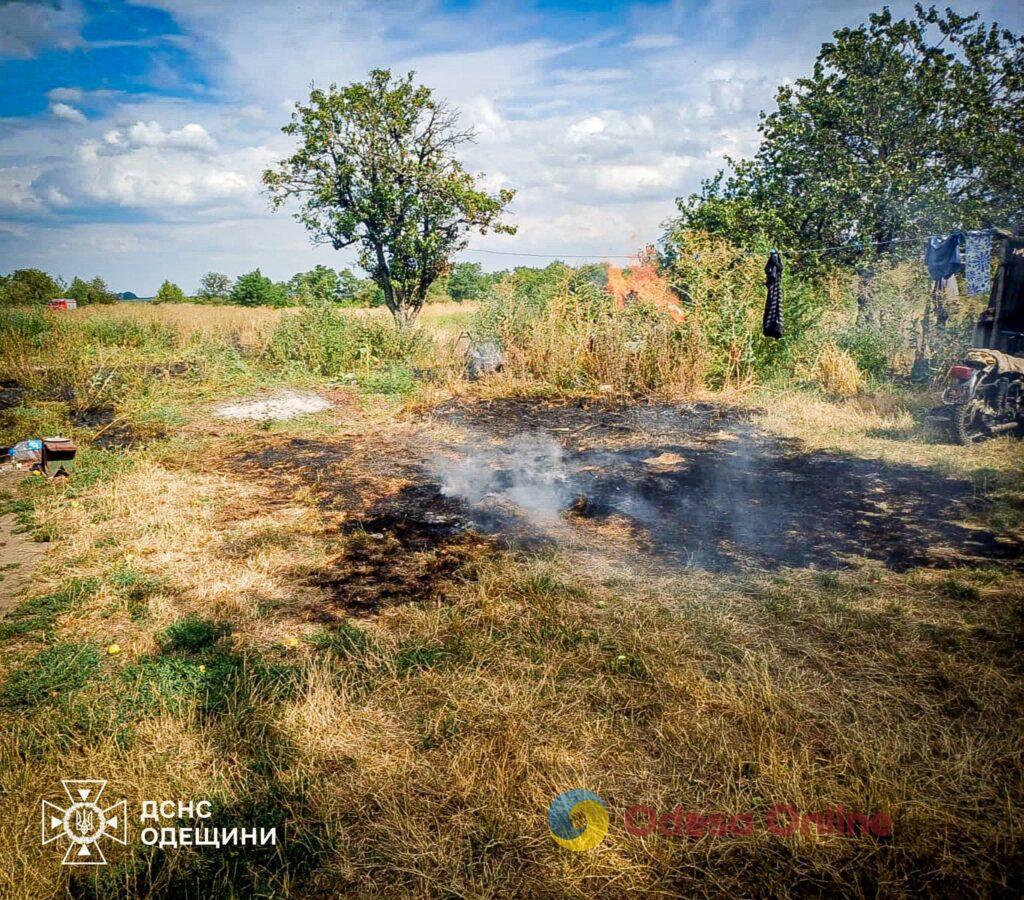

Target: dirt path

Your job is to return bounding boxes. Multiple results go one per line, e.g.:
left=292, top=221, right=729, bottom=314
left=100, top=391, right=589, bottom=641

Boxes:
left=0, top=508, right=45, bottom=614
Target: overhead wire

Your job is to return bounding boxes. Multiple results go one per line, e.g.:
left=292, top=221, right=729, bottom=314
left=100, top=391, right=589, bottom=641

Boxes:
left=466, top=233, right=937, bottom=262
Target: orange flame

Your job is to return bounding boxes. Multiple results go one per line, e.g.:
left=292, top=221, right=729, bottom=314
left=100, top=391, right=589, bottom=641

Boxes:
left=604, top=250, right=685, bottom=323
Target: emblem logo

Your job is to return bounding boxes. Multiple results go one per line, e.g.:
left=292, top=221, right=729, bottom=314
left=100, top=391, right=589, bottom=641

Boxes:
left=41, top=780, right=127, bottom=865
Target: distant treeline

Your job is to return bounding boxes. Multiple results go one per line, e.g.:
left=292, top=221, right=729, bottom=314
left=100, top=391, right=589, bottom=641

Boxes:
left=0, top=262, right=506, bottom=308
left=0, top=270, right=120, bottom=306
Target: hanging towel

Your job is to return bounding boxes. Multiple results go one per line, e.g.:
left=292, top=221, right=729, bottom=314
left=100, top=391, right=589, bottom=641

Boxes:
left=763, top=251, right=783, bottom=339
left=925, top=233, right=965, bottom=281
left=964, top=230, right=993, bottom=296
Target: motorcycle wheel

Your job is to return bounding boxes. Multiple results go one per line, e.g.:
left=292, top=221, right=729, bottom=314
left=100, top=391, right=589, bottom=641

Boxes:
left=951, top=400, right=986, bottom=444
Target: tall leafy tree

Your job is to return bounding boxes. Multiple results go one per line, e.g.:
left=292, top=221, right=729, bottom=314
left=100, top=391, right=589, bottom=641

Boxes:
left=288, top=265, right=342, bottom=305
left=66, top=276, right=118, bottom=305
left=0, top=268, right=65, bottom=305
left=448, top=261, right=490, bottom=301
left=263, top=69, right=515, bottom=326
left=230, top=270, right=289, bottom=307
left=197, top=272, right=231, bottom=302
left=154, top=280, right=187, bottom=304
left=337, top=269, right=384, bottom=307
left=669, top=6, right=1024, bottom=266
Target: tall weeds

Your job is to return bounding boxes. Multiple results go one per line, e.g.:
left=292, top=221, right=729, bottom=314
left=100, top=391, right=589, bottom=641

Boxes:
left=264, top=301, right=429, bottom=377
left=477, top=266, right=705, bottom=396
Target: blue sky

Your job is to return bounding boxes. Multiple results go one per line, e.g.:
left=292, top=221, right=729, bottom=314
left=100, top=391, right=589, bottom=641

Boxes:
left=2, top=0, right=1022, bottom=294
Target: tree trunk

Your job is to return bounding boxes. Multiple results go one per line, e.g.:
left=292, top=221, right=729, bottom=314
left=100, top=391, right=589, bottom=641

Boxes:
left=855, top=267, right=877, bottom=327
left=932, top=275, right=958, bottom=331
left=388, top=295, right=422, bottom=330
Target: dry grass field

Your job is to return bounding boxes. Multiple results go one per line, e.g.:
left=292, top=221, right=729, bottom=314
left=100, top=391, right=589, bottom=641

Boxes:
left=0, top=303, right=1021, bottom=898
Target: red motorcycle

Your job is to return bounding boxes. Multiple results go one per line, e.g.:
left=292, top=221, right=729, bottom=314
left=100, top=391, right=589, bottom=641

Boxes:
left=942, top=350, right=1024, bottom=443
left=940, top=228, right=1024, bottom=444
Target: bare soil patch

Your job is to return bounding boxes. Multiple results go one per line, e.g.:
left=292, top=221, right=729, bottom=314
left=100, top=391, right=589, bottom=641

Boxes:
left=0, top=513, right=46, bottom=612
left=215, top=389, right=332, bottom=422
left=0, top=473, right=47, bottom=613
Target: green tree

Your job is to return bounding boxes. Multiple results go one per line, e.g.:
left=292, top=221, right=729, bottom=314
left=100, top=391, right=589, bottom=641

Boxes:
left=287, top=265, right=341, bottom=305
left=196, top=272, right=231, bottom=302
left=230, top=269, right=289, bottom=307
left=67, top=276, right=118, bottom=305
left=0, top=268, right=65, bottom=305
left=669, top=7, right=1024, bottom=266
left=154, top=280, right=187, bottom=304
left=263, top=69, right=515, bottom=327
left=337, top=269, right=384, bottom=307
left=448, top=261, right=489, bottom=301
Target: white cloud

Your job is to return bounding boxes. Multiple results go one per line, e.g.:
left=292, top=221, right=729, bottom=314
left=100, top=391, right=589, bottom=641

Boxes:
left=552, top=67, right=631, bottom=84
left=0, top=0, right=82, bottom=59
left=466, top=96, right=508, bottom=141
left=566, top=116, right=606, bottom=144
left=0, top=166, right=44, bottom=212
left=30, top=118, right=269, bottom=212
left=50, top=102, right=87, bottom=124
left=116, top=121, right=217, bottom=153
left=47, top=87, right=84, bottom=103
left=627, top=34, right=678, bottom=50
left=589, top=158, right=695, bottom=197
left=5, top=0, right=1023, bottom=292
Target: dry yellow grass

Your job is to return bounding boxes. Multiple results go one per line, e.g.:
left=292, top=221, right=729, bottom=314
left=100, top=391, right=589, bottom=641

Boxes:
left=804, top=342, right=864, bottom=397
left=74, top=302, right=283, bottom=349
left=1, top=385, right=1021, bottom=897
left=0, top=303, right=1022, bottom=897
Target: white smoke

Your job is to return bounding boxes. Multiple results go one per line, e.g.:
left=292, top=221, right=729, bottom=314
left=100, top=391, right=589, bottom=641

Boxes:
left=428, top=432, right=577, bottom=529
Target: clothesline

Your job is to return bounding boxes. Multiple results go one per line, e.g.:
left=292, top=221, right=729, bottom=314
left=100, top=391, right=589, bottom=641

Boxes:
left=465, top=248, right=636, bottom=260
left=465, top=233, right=938, bottom=262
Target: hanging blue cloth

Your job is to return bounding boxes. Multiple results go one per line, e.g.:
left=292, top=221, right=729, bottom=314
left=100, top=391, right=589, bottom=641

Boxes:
left=964, top=230, right=993, bottom=296
left=925, top=232, right=965, bottom=281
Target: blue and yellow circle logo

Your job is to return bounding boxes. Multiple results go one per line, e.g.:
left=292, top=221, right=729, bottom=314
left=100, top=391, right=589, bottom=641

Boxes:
left=547, top=789, right=609, bottom=851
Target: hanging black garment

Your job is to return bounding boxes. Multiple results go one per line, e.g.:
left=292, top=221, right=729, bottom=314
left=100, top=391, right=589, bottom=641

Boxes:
left=924, top=233, right=965, bottom=281
left=763, top=251, right=783, bottom=339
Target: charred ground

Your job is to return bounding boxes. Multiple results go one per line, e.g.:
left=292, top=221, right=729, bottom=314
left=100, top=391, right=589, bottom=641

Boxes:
left=233, top=397, right=1021, bottom=617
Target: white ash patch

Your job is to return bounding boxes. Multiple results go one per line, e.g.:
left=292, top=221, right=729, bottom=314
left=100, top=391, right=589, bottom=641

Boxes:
left=215, top=389, right=332, bottom=421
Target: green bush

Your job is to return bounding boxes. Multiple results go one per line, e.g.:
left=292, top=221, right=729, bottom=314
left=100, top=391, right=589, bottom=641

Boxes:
left=359, top=363, right=416, bottom=396
left=265, top=302, right=360, bottom=374
left=0, top=306, right=54, bottom=346
left=265, top=301, right=427, bottom=377
left=838, top=325, right=892, bottom=379
left=67, top=276, right=119, bottom=305
left=82, top=316, right=175, bottom=349
left=230, top=270, right=290, bottom=307
left=154, top=280, right=187, bottom=304
left=0, top=268, right=65, bottom=306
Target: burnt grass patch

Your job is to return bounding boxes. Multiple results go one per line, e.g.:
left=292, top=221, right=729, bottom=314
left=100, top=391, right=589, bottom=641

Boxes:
left=561, top=437, right=1022, bottom=571
left=0, top=379, right=26, bottom=411
left=431, top=395, right=747, bottom=447
left=309, top=485, right=494, bottom=617
left=236, top=439, right=497, bottom=617
left=69, top=406, right=146, bottom=449
left=433, top=397, right=1023, bottom=573
left=236, top=399, right=1021, bottom=618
